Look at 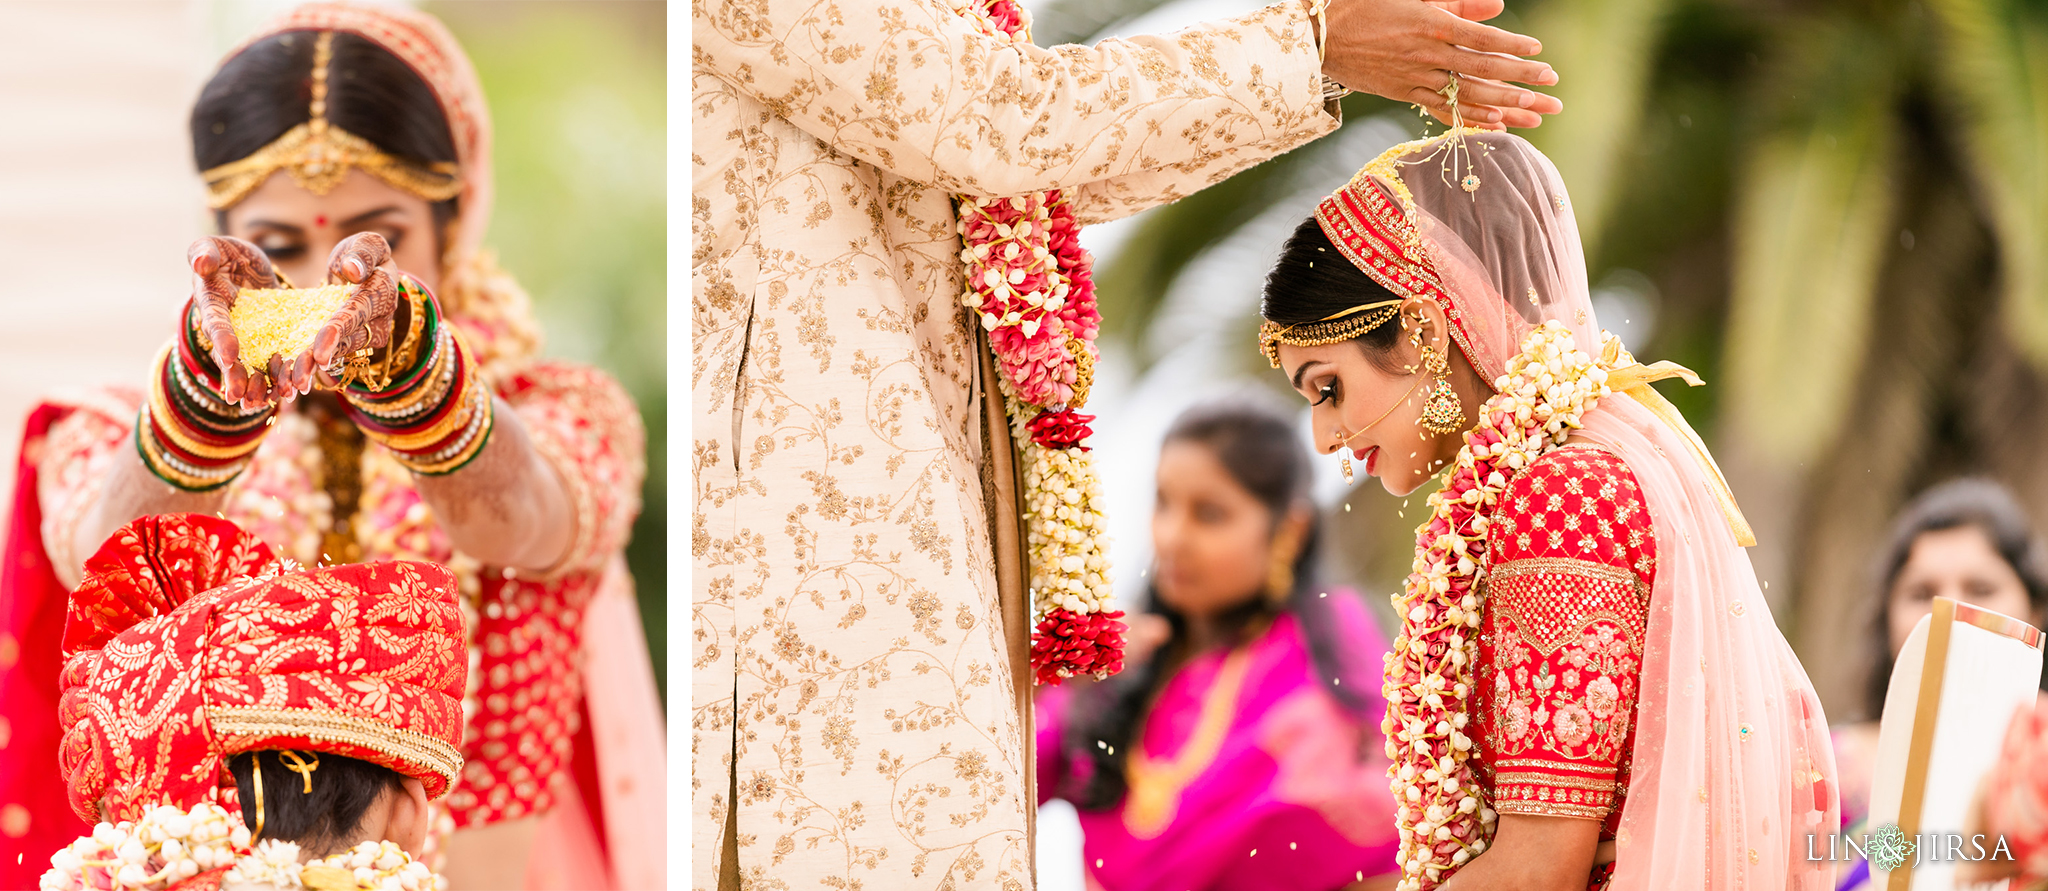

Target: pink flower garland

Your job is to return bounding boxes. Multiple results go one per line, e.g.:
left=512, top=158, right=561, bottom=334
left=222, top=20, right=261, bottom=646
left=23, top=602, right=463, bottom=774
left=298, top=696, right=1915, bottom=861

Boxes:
left=951, top=0, right=1124, bottom=686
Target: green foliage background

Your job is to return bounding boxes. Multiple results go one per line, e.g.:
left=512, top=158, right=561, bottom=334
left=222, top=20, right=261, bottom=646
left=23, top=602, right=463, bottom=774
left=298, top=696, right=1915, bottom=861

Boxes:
left=425, top=0, right=668, bottom=702
left=1035, top=0, right=2048, bottom=718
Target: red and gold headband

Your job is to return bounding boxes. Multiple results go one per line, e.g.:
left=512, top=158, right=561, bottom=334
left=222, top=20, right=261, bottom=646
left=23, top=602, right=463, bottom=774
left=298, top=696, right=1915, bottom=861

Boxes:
left=1258, top=157, right=1482, bottom=372
left=200, top=30, right=462, bottom=210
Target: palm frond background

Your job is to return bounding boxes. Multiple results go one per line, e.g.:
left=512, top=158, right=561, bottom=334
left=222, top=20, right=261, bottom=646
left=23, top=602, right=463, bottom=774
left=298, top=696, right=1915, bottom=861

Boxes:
left=425, top=1, right=669, bottom=699
left=1042, top=0, right=2048, bottom=734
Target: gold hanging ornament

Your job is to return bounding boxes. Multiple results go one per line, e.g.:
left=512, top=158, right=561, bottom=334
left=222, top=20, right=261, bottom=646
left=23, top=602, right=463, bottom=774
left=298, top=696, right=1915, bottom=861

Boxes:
left=1418, top=344, right=1466, bottom=435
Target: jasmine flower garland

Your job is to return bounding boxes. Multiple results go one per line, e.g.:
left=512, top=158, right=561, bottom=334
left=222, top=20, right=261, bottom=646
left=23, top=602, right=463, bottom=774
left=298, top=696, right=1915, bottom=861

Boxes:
left=1385, top=322, right=1613, bottom=889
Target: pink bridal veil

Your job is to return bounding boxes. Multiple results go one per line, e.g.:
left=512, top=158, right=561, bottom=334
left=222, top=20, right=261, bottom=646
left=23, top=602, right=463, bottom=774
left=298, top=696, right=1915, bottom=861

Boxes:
left=1346, top=130, right=1840, bottom=889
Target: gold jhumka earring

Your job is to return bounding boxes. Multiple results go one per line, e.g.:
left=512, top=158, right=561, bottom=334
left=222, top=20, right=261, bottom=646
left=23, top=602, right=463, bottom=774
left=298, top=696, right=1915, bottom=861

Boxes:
left=1400, top=316, right=1464, bottom=437
left=1417, top=345, right=1465, bottom=435
left=1265, top=527, right=1300, bottom=606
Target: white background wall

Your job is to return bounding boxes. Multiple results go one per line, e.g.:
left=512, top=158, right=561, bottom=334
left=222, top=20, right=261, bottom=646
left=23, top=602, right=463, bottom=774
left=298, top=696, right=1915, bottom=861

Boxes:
left=0, top=1, right=208, bottom=511
left=0, top=0, right=409, bottom=515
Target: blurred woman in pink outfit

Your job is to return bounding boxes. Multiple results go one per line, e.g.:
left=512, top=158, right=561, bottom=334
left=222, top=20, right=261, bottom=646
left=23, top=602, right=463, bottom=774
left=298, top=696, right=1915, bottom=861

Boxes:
left=1037, top=402, right=1402, bottom=891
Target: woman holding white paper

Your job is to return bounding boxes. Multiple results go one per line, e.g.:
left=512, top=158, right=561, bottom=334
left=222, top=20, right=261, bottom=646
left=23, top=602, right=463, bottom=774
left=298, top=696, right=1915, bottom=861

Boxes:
left=1830, top=478, right=2048, bottom=889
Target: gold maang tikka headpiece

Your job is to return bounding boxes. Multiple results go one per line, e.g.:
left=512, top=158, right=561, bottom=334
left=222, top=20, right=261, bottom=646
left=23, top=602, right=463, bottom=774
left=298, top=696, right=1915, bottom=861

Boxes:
left=1258, top=298, right=1404, bottom=369
left=201, top=31, right=463, bottom=210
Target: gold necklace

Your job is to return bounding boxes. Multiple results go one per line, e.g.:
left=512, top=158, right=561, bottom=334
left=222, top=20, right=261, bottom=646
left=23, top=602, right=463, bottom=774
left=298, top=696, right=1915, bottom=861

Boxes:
left=1122, top=645, right=1252, bottom=839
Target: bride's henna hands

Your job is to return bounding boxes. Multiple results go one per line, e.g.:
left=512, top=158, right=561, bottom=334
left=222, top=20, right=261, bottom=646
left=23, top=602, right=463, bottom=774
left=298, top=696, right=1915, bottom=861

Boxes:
left=187, top=235, right=278, bottom=407
left=307, top=232, right=403, bottom=391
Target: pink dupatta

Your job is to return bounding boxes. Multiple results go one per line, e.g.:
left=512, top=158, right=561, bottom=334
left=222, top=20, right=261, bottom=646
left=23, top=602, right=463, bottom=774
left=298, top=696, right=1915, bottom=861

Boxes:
left=1353, top=130, right=1839, bottom=888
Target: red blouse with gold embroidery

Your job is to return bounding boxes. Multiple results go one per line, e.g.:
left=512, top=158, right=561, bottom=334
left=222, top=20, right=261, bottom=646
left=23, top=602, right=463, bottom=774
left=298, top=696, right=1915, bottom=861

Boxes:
left=1473, top=444, right=1656, bottom=853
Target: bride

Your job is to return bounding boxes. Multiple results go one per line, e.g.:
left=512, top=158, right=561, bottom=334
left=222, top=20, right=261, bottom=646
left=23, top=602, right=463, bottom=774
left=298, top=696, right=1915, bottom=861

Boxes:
left=1256, top=127, right=1839, bottom=890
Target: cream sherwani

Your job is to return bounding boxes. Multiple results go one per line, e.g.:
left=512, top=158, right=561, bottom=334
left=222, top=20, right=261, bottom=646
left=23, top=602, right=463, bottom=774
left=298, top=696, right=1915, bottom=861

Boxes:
left=692, top=0, right=1339, bottom=884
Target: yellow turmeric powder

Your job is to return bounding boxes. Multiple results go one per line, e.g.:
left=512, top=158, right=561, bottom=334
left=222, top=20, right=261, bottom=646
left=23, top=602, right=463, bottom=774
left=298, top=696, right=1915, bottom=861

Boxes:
left=228, top=285, right=352, bottom=372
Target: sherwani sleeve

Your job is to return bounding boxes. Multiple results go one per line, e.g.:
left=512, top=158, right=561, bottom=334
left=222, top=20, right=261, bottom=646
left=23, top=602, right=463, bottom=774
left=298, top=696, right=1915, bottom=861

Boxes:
left=692, top=0, right=1339, bottom=221
left=1477, top=447, right=1657, bottom=822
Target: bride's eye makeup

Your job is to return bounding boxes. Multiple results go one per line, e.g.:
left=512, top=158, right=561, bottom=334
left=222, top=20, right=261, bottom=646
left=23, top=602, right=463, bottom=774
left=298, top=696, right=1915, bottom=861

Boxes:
left=253, top=235, right=305, bottom=262
left=349, top=225, right=405, bottom=253
left=1313, top=379, right=1339, bottom=407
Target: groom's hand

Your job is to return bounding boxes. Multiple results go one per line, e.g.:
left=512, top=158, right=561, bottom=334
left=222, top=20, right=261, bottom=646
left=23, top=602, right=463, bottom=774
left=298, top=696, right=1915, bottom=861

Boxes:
left=1322, top=0, right=1564, bottom=130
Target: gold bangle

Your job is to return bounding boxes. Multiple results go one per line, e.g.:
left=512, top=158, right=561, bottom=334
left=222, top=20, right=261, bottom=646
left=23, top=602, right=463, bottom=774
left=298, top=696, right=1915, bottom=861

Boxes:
left=148, top=379, right=265, bottom=463
left=146, top=345, right=267, bottom=462
left=418, top=387, right=492, bottom=462
left=392, top=285, right=428, bottom=380
left=398, top=393, right=494, bottom=475
left=365, top=377, right=479, bottom=452
left=350, top=327, right=455, bottom=422
left=360, top=330, right=478, bottom=451
left=356, top=285, right=426, bottom=394
left=137, top=424, right=246, bottom=490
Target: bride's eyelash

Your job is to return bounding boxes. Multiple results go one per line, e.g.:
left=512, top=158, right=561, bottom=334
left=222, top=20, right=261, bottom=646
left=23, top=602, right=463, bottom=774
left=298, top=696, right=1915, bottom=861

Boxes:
left=1313, top=380, right=1337, bottom=406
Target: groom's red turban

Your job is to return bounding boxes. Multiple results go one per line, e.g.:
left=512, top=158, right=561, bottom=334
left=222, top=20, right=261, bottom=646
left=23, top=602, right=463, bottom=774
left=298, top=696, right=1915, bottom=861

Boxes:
left=56, top=513, right=466, bottom=824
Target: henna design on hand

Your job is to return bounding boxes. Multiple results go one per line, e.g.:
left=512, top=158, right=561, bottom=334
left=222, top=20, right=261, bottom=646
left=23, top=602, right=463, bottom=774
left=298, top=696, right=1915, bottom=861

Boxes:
left=186, top=235, right=279, bottom=407
left=307, top=232, right=404, bottom=390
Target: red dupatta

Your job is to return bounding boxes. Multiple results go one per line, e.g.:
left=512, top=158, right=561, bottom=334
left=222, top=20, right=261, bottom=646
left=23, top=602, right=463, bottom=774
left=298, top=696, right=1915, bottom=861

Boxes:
left=1, top=403, right=91, bottom=886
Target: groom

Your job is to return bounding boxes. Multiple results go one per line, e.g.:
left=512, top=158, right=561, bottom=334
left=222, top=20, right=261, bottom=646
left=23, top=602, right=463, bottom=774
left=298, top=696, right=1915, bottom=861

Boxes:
left=693, top=0, right=1559, bottom=886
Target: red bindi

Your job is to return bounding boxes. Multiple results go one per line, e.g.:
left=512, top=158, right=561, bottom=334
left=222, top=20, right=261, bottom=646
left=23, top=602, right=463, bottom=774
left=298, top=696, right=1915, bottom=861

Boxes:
left=314, top=214, right=327, bottom=227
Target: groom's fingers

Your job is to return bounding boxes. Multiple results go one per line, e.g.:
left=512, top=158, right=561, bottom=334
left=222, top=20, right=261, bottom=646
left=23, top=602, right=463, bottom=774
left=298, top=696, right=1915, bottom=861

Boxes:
left=1439, top=46, right=1557, bottom=88
left=1432, top=0, right=1506, bottom=22
left=1450, top=74, right=1563, bottom=115
left=1431, top=6, right=1543, bottom=59
left=1494, top=106, right=1545, bottom=129
left=1440, top=107, right=1511, bottom=131
left=1410, top=90, right=1506, bottom=130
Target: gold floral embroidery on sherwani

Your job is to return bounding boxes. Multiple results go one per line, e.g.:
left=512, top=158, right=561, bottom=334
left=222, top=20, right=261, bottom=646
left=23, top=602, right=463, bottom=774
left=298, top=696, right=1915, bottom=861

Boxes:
left=691, top=0, right=1340, bottom=885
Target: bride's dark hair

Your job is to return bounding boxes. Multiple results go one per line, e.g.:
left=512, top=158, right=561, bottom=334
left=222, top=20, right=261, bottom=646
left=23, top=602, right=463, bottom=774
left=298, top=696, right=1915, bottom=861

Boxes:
left=1059, top=401, right=1374, bottom=810
left=190, top=30, right=459, bottom=237
left=1261, top=215, right=1407, bottom=370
